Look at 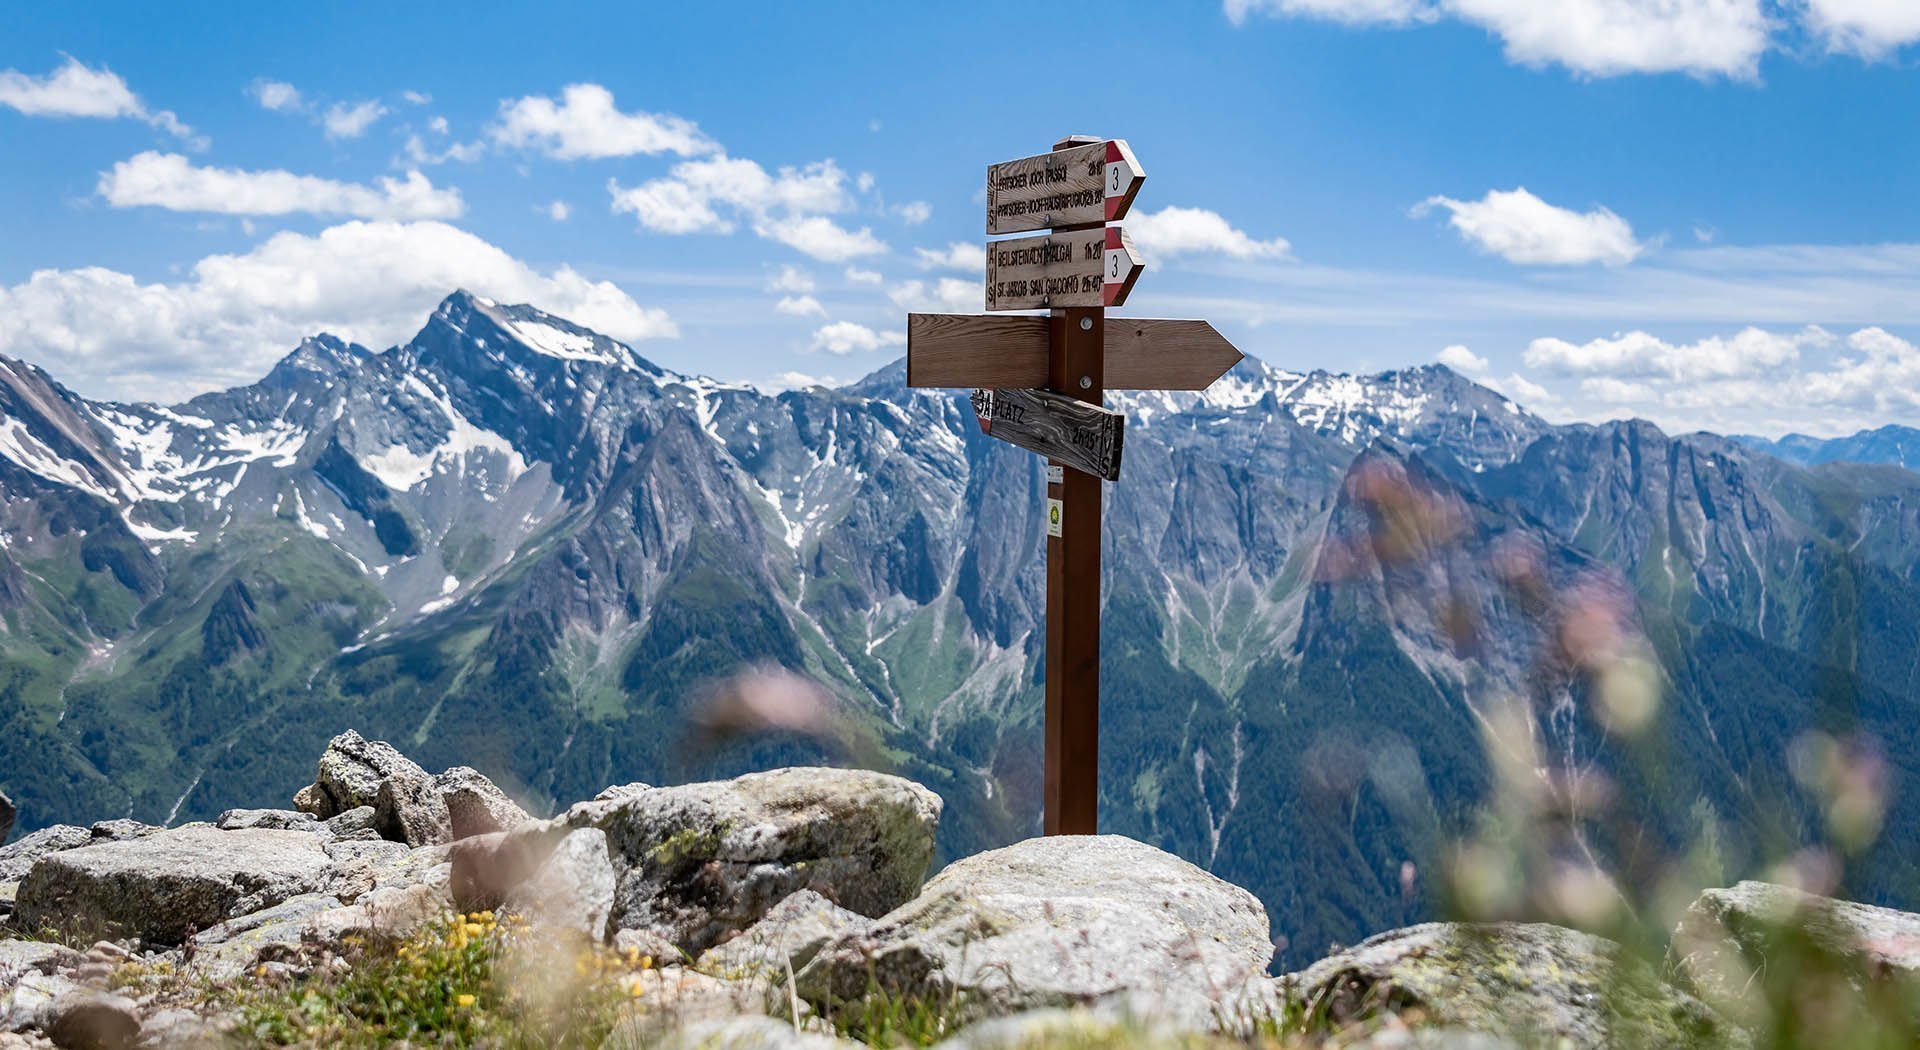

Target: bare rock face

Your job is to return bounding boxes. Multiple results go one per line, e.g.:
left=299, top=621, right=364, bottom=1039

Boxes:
left=14, top=827, right=338, bottom=946
left=373, top=771, right=451, bottom=848
left=434, top=767, right=532, bottom=839
left=1670, top=880, right=1920, bottom=1035
left=696, top=889, right=870, bottom=980
left=0, top=827, right=91, bottom=884
left=581, top=767, right=941, bottom=956
left=215, top=809, right=323, bottom=834
left=1288, top=922, right=1746, bottom=1050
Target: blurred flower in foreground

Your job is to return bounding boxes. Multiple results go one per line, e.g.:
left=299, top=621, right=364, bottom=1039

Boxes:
left=682, top=665, right=880, bottom=768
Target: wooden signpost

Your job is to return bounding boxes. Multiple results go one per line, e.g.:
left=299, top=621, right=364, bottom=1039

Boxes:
left=985, top=228, right=1143, bottom=311
left=907, top=134, right=1245, bottom=836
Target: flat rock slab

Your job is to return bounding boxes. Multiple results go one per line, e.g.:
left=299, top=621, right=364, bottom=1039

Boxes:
left=0, top=827, right=91, bottom=884
left=698, top=889, right=870, bottom=980
left=586, top=767, right=941, bottom=955
left=1289, top=922, right=1745, bottom=1050
left=797, top=835, right=1272, bottom=1024
left=15, top=826, right=338, bottom=946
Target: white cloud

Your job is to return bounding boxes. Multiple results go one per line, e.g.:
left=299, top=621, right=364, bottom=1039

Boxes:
left=758, top=371, right=846, bottom=393
left=1801, top=0, right=1920, bottom=57
left=809, top=321, right=903, bottom=355
left=546, top=200, right=571, bottom=222
left=99, top=152, right=464, bottom=220
left=401, top=90, right=432, bottom=105
left=402, top=133, right=484, bottom=166
left=1487, top=372, right=1556, bottom=405
left=0, top=56, right=201, bottom=145
left=1417, top=187, right=1644, bottom=266
left=915, top=242, right=980, bottom=272
left=249, top=78, right=302, bottom=112
left=889, top=278, right=981, bottom=313
left=774, top=295, right=826, bottom=318
left=491, top=83, right=715, bottom=159
left=769, top=265, right=816, bottom=294
left=1524, top=325, right=1828, bottom=381
left=1437, top=344, right=1489, bottom=372
left=893, top=201, right=932, bottom=225
left=1226, top=0, right=1773, bottom=79
left=609, top=156, right=885, bottom=262
left=0, top=220, right=676, bottom=401
left=323, top=100, right=387, bottom=140
left=845, top=267, right=883, bottom=285
left=1126, top=206, right=1291, bottom=261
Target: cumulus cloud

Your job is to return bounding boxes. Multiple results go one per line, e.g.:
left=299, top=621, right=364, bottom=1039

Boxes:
left=322, top=99, right=387, bottom=140
left=1226, top=0, right=1772, bottom=79
left=1801, top=0, right=1920, bottom=57
left=546, top=200, right=570, bottom=222
left=1417, top=187, right=1644, bottom=266
left=893, top=201, right=932, bottom=225
left=888, top=278, right=981, bottom=313
left=609, top=156, right=885, bottom=262
left=248, top=78, right=302, bottom=112
left=98, top=151, right=464, bottom=220
left=1486, top=372, right=1557, bottom=406
left=809, top=321, right=903, bottom=355
left=774, top=294, right=826, bottom=318
left=915, top=242, right=980, bottom=272
left=1126, top=206, right=1291, bottom=261
left=490, top=83, right=715, bottom=159
left=0, top=56, right=202, bottom=145
left=768, top=265, right=816, bottom=294
left=1438, top=344, right=1490, bottom=372
left=0, top=220, right=676, bottom=401
left=845, top=267, right=883, bottom=285
left=1523, top=325, right=1828, bottom=381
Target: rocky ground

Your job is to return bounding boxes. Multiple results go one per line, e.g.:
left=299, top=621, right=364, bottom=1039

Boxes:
left=0, top=738, right=1916, bottom=1048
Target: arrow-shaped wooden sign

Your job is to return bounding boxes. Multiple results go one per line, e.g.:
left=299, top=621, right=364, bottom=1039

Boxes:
left=986, top=138, right=1145, bottom=234
left=970, top=387, right=1125, bottom=482
left=985, top=227, right=1144, bottom=311
left=906, top=314, right=1244, bottom=391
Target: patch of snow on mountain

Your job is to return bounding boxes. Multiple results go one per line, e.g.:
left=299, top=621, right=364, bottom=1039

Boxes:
left=0, top=418, right=115, bottom=499
left=505, top=318, right=624, bottom=366
left=365, top=376, right=530, bottom=493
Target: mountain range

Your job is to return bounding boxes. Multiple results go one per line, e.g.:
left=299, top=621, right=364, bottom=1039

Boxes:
left=3, top=290, right=1918, bottom=965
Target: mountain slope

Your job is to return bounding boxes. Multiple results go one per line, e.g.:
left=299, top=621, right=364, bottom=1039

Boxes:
left=2, top=291, right=1918, bottom=965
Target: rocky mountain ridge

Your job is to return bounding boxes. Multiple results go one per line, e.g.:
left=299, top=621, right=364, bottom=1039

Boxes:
left=3, top=292, right=1920, bottom=968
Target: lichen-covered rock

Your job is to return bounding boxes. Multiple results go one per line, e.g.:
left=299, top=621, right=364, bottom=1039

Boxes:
left=215, top=809, right=322, bottom=834
left=797, top=835, right=1271, bottom=1026
left=504, top=828, right=614, bottom=940
left=186, top=893, right=342, bottom=981
left=1670, top=881, right=1920, bottom=1034
left=321, top=806, right=378, bottom=840
left=698, top=890, right=870, bottom=980
left=296, top=730, right=428, bottom=820
left=0, top=792, right=13, bottom=848
left=434, top=767, right=531, bottom=839
left=373, top=769, right=450, bottom=847
left=45, top=989, right=139, bottom=1050
left=580, top=767, right=940, bottom=955
left=1288, top=922, right=1745, bottom=1050
left=0, top=828, right=91, bottom=883
left=15, top=827, right=338, bottom=946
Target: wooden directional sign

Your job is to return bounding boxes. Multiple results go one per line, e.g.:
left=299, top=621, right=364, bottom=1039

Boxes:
left=986, top=138, right=1145, bottom=234
left=906, top=314, right=1243, bottom=390
left=986, top=228, right=1143, bottom=311
left=970, top=387, right=1125, bottom=482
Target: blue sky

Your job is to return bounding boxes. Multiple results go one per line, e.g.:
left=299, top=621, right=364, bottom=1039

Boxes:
left=2, top=1, right=1918, bottom=436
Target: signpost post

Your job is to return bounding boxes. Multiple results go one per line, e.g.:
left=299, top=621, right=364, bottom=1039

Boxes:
left=907, top=135, right=1245, bottom=836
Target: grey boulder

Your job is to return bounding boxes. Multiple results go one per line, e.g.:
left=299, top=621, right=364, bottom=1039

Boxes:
left=15, top=827, right=338, bottom=946
left=1288, top=922, right=1745, bottom=1050
left=373, top=770, right=450, bottom=848
left=45, top=990, right=139, bottom=1050
left=503, top=827, right=614, bottom=940
left=215, top=809, right=322, bottom=834
left=796, top=835, right=1272, bottom=1025
left=295, top=730, right=429, bottom=820
left=434, top=767, right=531, bottom=839
left=0, top=827, right=91, bottom=883
left=585, top=767, right=941, bottom=955
left=698, top=889, right=870, bottom=980
left=186, top=893, right=343, bottom=981
left=1671, top=880, right=1920, bottom=1032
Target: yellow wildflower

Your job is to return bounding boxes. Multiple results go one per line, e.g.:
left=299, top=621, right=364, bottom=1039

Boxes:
left=455, top=993, right=475, bottom=1009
